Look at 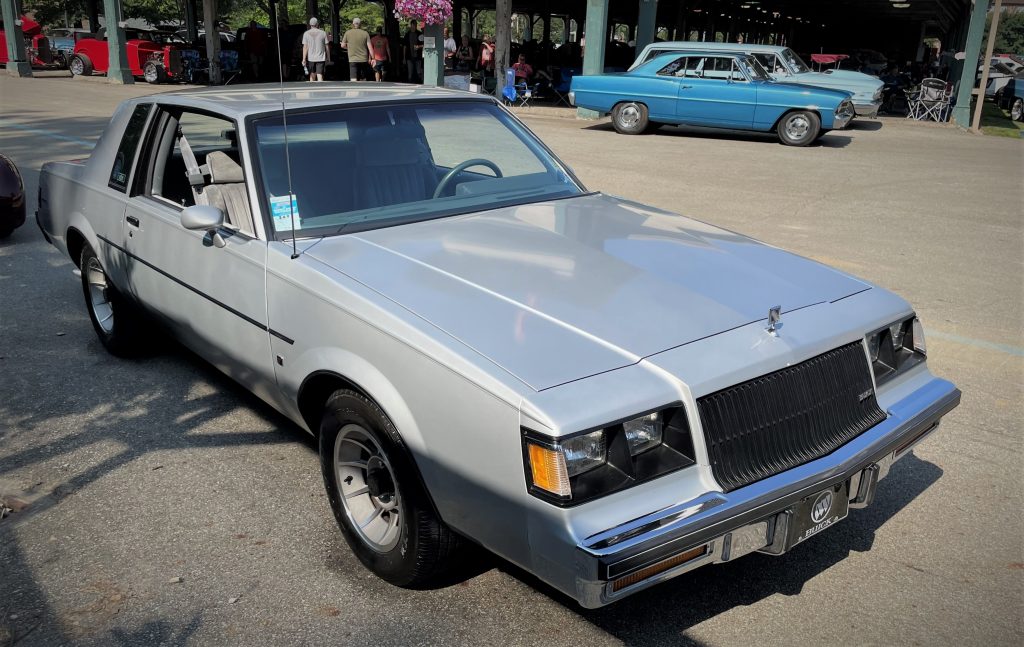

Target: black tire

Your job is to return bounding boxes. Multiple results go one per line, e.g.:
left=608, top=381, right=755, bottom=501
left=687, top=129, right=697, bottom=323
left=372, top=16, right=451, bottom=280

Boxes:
left=319, top=389, right=460, bottom=587
left=0, top=226, right=13, bottom=239
left=777, top=110, right=821, bottom=146
left=69, top=54, right=92, bottom=77
left=1012, top=98, right=1023, bottom=122
left=611, top=101, right=650, bottom=135
left=79, top=243, right=144, bottom=357
left=143, top=61, right=166, bottom=84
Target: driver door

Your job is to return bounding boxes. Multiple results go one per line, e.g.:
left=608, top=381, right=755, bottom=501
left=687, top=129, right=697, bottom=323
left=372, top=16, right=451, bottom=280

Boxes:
left=675, top=56, right=757, bottom=128
left=123, top=105, right=276, bottom=396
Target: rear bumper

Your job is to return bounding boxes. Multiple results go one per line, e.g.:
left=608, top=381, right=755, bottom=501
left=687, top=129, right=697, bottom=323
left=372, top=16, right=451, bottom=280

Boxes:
left=572, top=376, right=960, bottom=608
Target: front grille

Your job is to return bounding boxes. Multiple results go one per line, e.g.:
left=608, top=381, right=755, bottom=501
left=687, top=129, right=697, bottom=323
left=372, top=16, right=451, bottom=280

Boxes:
left=697, top=342, right=886, bottom=492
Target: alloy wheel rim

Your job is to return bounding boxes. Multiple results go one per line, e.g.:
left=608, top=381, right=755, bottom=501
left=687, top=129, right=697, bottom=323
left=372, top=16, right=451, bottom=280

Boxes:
left=334, top=424, right=402, bottom=553
left=785, top=114, right=810, bottom=140
left=70, top=58, right=83, bottom=75
left=85, top=257, right=114, bottom=333
left=619, top=104, right=640, bottom=128
left=1013, top=100, right=1023, bottom=121
left=145, top=65, right=157, bottom=83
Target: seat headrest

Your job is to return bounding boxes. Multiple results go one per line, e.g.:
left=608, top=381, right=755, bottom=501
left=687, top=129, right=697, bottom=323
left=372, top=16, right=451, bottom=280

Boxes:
left=206, top=151, right=244, bottom=184
left=360, top=131, right=429, bottom=167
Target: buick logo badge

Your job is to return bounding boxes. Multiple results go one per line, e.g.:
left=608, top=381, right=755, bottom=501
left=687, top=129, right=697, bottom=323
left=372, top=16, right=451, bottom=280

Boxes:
left=811, top=490, right=833, bottom=524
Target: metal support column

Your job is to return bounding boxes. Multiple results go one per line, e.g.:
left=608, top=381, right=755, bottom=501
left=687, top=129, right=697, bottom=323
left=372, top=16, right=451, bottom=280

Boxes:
left=203, top=0, right=221, bottom=84
left=423, top=23, right=444, bottom=86
left=101, top=0, right=133, bottom=83
left=330, top=0, right=340, bottom=44
left=184, top=0, right=198, bottom=43
left=972, top=0, right=1002, bottom=130
left=635, top=0, right=657, bottom=52
left=1, top=0, right=32, bottom=77
left=578, top=0, right=608, bottom=118
left=86, top=0, right=99, bottom=31
left=952, top=0, right=988, bottom=127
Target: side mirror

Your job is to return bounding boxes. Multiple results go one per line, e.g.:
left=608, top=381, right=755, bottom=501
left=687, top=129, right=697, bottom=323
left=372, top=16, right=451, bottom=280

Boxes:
left=180, top=204, right=227, bottom=248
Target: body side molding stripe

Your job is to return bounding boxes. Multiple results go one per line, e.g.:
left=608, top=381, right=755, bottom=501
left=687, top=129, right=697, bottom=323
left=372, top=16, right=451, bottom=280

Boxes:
left=96, top=234, right=294, bottom=345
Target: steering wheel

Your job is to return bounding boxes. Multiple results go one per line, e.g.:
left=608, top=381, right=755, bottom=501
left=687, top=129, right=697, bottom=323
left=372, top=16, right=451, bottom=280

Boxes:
left=432, top=158, right=503, bottom=199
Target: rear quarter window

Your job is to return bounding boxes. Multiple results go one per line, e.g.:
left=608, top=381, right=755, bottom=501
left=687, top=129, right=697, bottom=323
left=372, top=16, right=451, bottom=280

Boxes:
left=109, top=104, right=152, bottom=192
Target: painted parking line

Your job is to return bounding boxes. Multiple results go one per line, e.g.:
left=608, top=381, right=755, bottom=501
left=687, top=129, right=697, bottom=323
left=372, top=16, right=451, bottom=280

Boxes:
left=930, top=330, right=1024, bottom=357
left=0, top=119, right=95, bottom=148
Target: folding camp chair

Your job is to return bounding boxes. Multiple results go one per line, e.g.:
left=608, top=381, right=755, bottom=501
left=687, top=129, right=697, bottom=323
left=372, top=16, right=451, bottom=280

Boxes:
left=550, top=67, right=573, bottom=107
left=905, top=78, right=953, bottom=122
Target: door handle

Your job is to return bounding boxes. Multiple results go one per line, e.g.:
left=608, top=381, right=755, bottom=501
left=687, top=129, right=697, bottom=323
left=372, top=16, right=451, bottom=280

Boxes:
left=680, top=85, right=692, bottom=89
left=126, top=215, right=140, bottom=227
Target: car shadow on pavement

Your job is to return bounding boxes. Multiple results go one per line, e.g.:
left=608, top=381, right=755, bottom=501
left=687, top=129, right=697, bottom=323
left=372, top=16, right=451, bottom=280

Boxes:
left=488, top=453, right=941, bottom=646
left=582, top=121, right=854, bottom=148
left=848, top=119, right=885, bottom=131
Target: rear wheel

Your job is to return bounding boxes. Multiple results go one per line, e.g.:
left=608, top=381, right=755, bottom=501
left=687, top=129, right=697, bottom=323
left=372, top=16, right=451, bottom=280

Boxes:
left=79, top=243, right=145, bottom=356
left=69, top=54, right=92, bottom=77
left=777, top=110, right=821, bottom=146
left=611, top=101, right=650, bottom=135
left=1012, top=98, right=1023, bottom=122
left=143, top=61, right=166, bottom=84
left=319, top=389, right=460, bottom=587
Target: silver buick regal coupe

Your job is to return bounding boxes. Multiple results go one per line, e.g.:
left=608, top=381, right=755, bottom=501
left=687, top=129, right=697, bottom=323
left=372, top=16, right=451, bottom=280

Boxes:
left=37, top=84, right=960, bottom=607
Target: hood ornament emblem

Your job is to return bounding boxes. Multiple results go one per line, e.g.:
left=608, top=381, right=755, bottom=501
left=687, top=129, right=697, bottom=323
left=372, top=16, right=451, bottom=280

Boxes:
left=767, top=305, right=782, bottom=336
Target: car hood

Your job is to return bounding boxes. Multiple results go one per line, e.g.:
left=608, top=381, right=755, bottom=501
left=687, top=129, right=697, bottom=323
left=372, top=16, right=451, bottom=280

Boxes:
left=782, top=70, right=883, bottom=99
left=306, top=193, right=870, bottom=391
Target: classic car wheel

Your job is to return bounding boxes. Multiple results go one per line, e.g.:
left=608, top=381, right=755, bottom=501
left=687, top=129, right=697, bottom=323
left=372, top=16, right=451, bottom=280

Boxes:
left=777, top=110, right=821, bottom=147
left=612, top=102, right=650, bottom=135
left=79, top=244, right=144, bottom=356
left=69, top=54, right=92, bottom=77
left=143, top=61, right=167, bottom=84
left=1012, top=98, right=1023, bottom=122
left=320, top=389, right=460, bottom=586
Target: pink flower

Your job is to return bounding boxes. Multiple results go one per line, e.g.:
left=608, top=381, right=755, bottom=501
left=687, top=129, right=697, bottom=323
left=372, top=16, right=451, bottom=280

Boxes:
left=394, top=0, right=452, bottom=25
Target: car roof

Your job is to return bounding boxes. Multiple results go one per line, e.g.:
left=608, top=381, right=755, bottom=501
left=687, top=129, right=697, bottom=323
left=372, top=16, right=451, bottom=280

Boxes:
left=128, top=83, right=494, bottom=119
left=643, top=41, right=788, bottom=54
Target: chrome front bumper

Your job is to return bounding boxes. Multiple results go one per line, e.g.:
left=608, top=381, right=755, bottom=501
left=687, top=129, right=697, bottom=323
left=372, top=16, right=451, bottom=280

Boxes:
left=854, top=99, right=882, bottom=118
left=572, top=377, right=960, bottom=608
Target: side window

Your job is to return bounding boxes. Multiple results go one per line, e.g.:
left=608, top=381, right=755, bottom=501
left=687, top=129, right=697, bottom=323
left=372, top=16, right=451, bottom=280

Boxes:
left=682, top=57, right=706, bottom=78
left=656, top=57, right=687, bottom=76
left=149, top=110, right=254, bottom=235
left=109, top=104, right=151, bottom=192
left=702, top=57, right=734, bottom=80
left=730, top=60, right=746, bottom=81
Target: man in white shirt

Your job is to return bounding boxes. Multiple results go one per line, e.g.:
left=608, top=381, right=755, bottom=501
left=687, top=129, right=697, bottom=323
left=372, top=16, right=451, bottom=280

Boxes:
left=302, top=17, right=329, bottom=82
left=443, top=27, right=457, bottom=70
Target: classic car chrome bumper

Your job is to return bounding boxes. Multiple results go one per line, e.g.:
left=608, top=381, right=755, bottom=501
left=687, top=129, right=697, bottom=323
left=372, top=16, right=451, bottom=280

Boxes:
left=853, top=99, right=882, bottom=118
left=571, top=376, right=960, bottom=608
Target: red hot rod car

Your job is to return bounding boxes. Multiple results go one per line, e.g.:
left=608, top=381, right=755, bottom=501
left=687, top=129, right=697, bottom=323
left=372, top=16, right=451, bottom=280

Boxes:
left=69, top=27, right=196, bottom=83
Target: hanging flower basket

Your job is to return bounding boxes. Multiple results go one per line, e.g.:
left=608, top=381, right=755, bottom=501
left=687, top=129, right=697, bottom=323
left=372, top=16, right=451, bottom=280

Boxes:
left=393, top=0, right=452, bottom=26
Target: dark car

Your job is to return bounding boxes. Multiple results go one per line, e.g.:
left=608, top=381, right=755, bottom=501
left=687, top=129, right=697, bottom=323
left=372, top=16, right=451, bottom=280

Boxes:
left=0, top=154, right=26, bottom=238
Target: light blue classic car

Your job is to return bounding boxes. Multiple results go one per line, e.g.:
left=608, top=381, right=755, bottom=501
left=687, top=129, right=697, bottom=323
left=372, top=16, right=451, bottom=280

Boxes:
left=570, top=51, right=855, bottom=146
left=633, top=42, right=885, bottom=117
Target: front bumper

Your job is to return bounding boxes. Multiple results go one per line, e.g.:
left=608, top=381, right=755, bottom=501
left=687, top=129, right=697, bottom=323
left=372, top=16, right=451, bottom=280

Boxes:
left=854, top=99, right=882, bottom=118
left=572, top=376, right=960, bottom=608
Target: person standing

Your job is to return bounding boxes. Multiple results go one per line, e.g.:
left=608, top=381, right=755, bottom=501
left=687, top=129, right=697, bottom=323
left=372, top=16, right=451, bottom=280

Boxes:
left=243, top=20, right=266, bottom=81
left=341, top=17, right=372, bottom=81
left=443, top=26, right=457, bottom=71
left=302, top=17, right=329, bottom=82
left=478, top=34, right=495, bottom=76
left=404, top=19, right=423, bottom=83
left=370, top=26, right=391, bottom=82
left=455, top=34, right=473, bottom=73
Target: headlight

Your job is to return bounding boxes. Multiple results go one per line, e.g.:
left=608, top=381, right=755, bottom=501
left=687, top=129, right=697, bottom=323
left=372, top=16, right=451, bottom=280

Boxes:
left=874, top=87, right=883, bottom=100
left=865, top=315, right=926, bottom=386
left=523, top=407, right=695, bottom=505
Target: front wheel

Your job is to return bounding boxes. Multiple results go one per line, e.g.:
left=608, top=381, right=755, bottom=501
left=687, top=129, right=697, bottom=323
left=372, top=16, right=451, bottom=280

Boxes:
left=79, top=243, right=145, bottom=356
left=320, top=390, right=460, bottom=587
left=611, top=101, right=650, bottom=135
left=143, top=61, right=166, bottom=84
left=777, top=110, right=821, bottom=146
left=1012, top=98, right=1023, bottom=122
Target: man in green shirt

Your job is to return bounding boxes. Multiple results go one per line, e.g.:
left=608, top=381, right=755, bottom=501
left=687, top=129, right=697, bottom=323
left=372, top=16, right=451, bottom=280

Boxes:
left=341, top=17, right=372, bottom=81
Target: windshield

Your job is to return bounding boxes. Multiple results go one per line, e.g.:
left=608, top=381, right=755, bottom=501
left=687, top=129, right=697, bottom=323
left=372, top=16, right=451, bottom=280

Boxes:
left=738, top=55, right=770, bottom=81
left=252, top=101, right=582, bottom=239
left=780, top=48, right=811, bottom=74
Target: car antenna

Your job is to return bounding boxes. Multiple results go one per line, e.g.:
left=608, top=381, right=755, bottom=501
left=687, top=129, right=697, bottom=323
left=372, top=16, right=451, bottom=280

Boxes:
left=273, top=21, right=300, bottom=259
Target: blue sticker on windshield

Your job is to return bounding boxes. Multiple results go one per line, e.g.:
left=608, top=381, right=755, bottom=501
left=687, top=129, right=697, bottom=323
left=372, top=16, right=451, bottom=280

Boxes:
left=270, top=194, right=300, bottom=232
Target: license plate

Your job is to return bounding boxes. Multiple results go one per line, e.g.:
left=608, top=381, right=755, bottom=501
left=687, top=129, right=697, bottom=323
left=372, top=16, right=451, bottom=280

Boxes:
left=785, top=482, right=849, bottom=548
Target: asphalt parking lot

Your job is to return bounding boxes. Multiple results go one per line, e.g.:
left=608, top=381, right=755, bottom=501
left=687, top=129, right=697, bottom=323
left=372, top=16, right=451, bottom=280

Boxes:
left=1, top=76, right=1021, bottom=647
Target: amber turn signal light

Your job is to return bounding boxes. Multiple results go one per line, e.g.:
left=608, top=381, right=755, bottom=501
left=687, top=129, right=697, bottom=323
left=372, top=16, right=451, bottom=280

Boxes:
left=527, top=442, right=571, bottom=498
